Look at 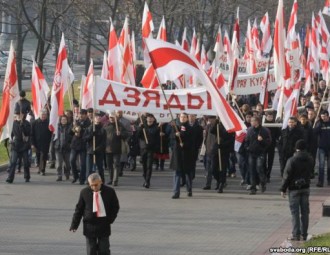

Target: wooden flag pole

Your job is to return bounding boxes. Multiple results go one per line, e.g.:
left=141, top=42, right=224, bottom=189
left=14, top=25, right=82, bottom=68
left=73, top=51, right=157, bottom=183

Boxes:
left=138, top=113, right=149, bottom=144
left=216, top=118, right=222, bottom=171
left=313, top=83, right=329, bottom=128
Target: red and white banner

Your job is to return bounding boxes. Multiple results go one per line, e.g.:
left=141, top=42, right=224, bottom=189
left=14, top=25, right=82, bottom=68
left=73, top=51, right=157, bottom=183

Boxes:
left=217, top=53, right=274, bottom=74
left=0, top=42, right=19, bottom=141
left=31, top=60, right=50, bottom=118
left=95, top=77, right=215, bottom=120
left=95, top=73, right=276, bottom=125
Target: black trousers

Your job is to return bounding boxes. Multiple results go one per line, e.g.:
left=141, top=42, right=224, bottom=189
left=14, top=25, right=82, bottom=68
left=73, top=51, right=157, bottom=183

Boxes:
left=141, top=149, right=154, bottom=185
left=85, top=236, right=110, bottom=255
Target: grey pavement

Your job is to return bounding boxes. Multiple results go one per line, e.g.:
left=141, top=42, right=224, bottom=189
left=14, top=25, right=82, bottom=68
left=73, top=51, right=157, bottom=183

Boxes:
left=0, top=154, right=329, bottom=255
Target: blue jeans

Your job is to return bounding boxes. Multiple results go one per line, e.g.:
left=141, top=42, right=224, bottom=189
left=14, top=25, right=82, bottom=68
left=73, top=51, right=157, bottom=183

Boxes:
left=238, top=152, right=250, bottom=184
left=87, top=153, right=105, bottom=182
left=173, top=171, right=192, bottom=196
left=7, top=150, right=30, bottom=182
left=318, top=148, right=330, bottom=185
left=248, top=153, right=266, bottom=191
left=70, top=149, right=87, bottom=181
left=288, top=189, right=310, bottom=239
left=205, top=155, right=213, bottom=187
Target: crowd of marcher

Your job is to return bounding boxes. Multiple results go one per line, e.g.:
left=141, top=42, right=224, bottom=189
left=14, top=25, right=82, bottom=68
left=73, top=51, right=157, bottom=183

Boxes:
left=4, top=80, right=330, bottom=200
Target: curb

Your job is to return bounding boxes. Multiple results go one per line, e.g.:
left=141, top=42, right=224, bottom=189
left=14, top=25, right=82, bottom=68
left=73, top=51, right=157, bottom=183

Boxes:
left=0, top=163, right=8, bottom=173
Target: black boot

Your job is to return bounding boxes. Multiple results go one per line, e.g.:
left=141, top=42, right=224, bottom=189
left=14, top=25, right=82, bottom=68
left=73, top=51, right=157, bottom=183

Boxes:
left=217, top=183, right=224, bottom=193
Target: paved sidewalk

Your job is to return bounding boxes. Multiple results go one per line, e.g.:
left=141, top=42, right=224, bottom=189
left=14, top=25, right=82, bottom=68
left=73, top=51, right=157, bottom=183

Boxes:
left=0, top=156, right=329, bottom=255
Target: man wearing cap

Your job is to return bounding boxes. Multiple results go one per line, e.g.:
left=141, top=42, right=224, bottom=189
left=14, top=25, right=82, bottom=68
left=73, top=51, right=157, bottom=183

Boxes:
left=281, top=139, right=314, bottom=241
left=70, top=173, right=120, bottom=255
left=70, top=109, right=91, bottom=184
left=31, top=110, right=52, bottom=175
left=6, top=111, right=31, bottom=183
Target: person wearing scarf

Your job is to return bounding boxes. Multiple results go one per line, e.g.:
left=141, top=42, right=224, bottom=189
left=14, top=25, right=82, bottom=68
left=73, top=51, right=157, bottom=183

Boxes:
left=70, top=173, right=120, bottom=255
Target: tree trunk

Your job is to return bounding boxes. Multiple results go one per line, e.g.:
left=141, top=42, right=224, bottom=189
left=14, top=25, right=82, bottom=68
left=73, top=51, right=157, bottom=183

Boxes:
left=84, top=21, right=92, bottom=75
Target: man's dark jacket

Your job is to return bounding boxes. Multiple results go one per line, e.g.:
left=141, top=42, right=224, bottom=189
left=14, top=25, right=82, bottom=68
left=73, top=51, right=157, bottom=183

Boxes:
left=70, top=184, right=120, bottom=237
left=281, top=151, right=314, bottom=192
left=31, top=118, right=52, bottom=153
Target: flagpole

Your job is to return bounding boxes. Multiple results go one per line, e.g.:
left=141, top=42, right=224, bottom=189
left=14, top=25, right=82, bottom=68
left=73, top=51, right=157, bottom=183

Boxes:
left=92, top=77, right=96, bottom=167
left=216, top=118, right=222, bottom=171
left=143, top=39, right=183, bottom=147
left=138, top=113, right=149, bottom=144
left=313, top=83, right=329, bottom=128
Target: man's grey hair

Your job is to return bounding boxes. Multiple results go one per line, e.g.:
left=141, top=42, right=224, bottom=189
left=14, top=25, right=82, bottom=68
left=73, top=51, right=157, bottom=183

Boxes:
left=88, top=173, right=102, bottom=183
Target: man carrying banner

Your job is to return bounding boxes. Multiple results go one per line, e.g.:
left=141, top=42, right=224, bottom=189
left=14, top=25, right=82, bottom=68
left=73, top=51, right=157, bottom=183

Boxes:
left=170, top=113, right=194, bottom=199
left=138, top=114, right=159, bottom=188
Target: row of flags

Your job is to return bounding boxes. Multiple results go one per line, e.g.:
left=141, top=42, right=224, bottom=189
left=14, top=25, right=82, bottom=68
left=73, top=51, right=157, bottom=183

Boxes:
left=1, top=0, right=330, bottom=144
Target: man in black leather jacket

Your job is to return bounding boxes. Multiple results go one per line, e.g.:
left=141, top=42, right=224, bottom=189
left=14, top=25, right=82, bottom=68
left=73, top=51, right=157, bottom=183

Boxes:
left=281, top=140, right=314, bottom=241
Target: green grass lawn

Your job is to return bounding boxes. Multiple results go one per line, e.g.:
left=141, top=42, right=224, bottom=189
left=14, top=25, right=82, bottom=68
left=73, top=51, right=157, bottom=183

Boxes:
left=303, top=233, right=330, bottom=255
left=0, top=82, right=80, bottom=164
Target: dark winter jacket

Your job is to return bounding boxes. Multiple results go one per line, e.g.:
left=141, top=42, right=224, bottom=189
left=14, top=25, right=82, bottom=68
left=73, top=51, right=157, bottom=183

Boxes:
left=281, top=151, right=314, bottom=192
left=314, top=120, right=330, bottom=151
left=189, top=120, right=204, bottom=160
left=70, top=184, right=120, bottom=238
left=11, top=119, right=31, bottom=152
left=210, top=122, right=235, bottom=156
left=70, top=118, right=91, bottom=151
left=31, top=118, right=52, bottom=153
left=169, top=121, right=194, bottom=173
left=279, top=126, right=304, bottom=159
left=54, top=124, right=73, bottom=151
left=245, top=126, right=271, bottom=155
left=138, top=122, right=159, bottom=151
left=14, top=98, right=31, bottom=115
left=84, top=123, right=107, bottom=154
left=104, top=122, right=129, bottom=154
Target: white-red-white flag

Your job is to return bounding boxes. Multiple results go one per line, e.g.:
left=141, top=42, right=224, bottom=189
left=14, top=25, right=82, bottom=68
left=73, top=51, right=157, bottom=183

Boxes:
left=145, top=38, right=246, bottom=132
left=252, top=18, right=261, bottom=58
left=0, top=42, right=19, bottom=141
left=181, top=27, right=189, bottom=52
left=287, top=0, right=298, bottom=44
left=142, top=1, right=154, bottom=65
left=31, top=59, right=50, bottom=118
left=119, top=17, right=135, bottom=85
left=274, top=0, right=288, bottom=85
left=214, top=25, right=224, bottom=67
left=260, top=12, right=272, bottom=55
left=282, top=80, right=301, bottom=129
left=157, top=16, right=167, bottom=41
left=141, top=16, right=167, bottom=89
left=81, top=59, right=94, bottom=109
left=190, top=28, right=197, bottom=56
left=201, top=44, right=209, bottom=71
left=234, top=130, right=247, bottom=152
left=310, top=13, right=320, bottom=73
left=49, top=33, right=74, bottom=137
left=223, top=30, right=231, bottom=56
left=259, top=58, right=271, bottom=109
left=108, top=19, right=121, bottom=82
left=246, top=19, right=257, bottom=74
left=228, top=8, right=240, bottom=91
left=101, top=51, right=109, bottom=79
left=323, top=0, right=330, bottom=16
